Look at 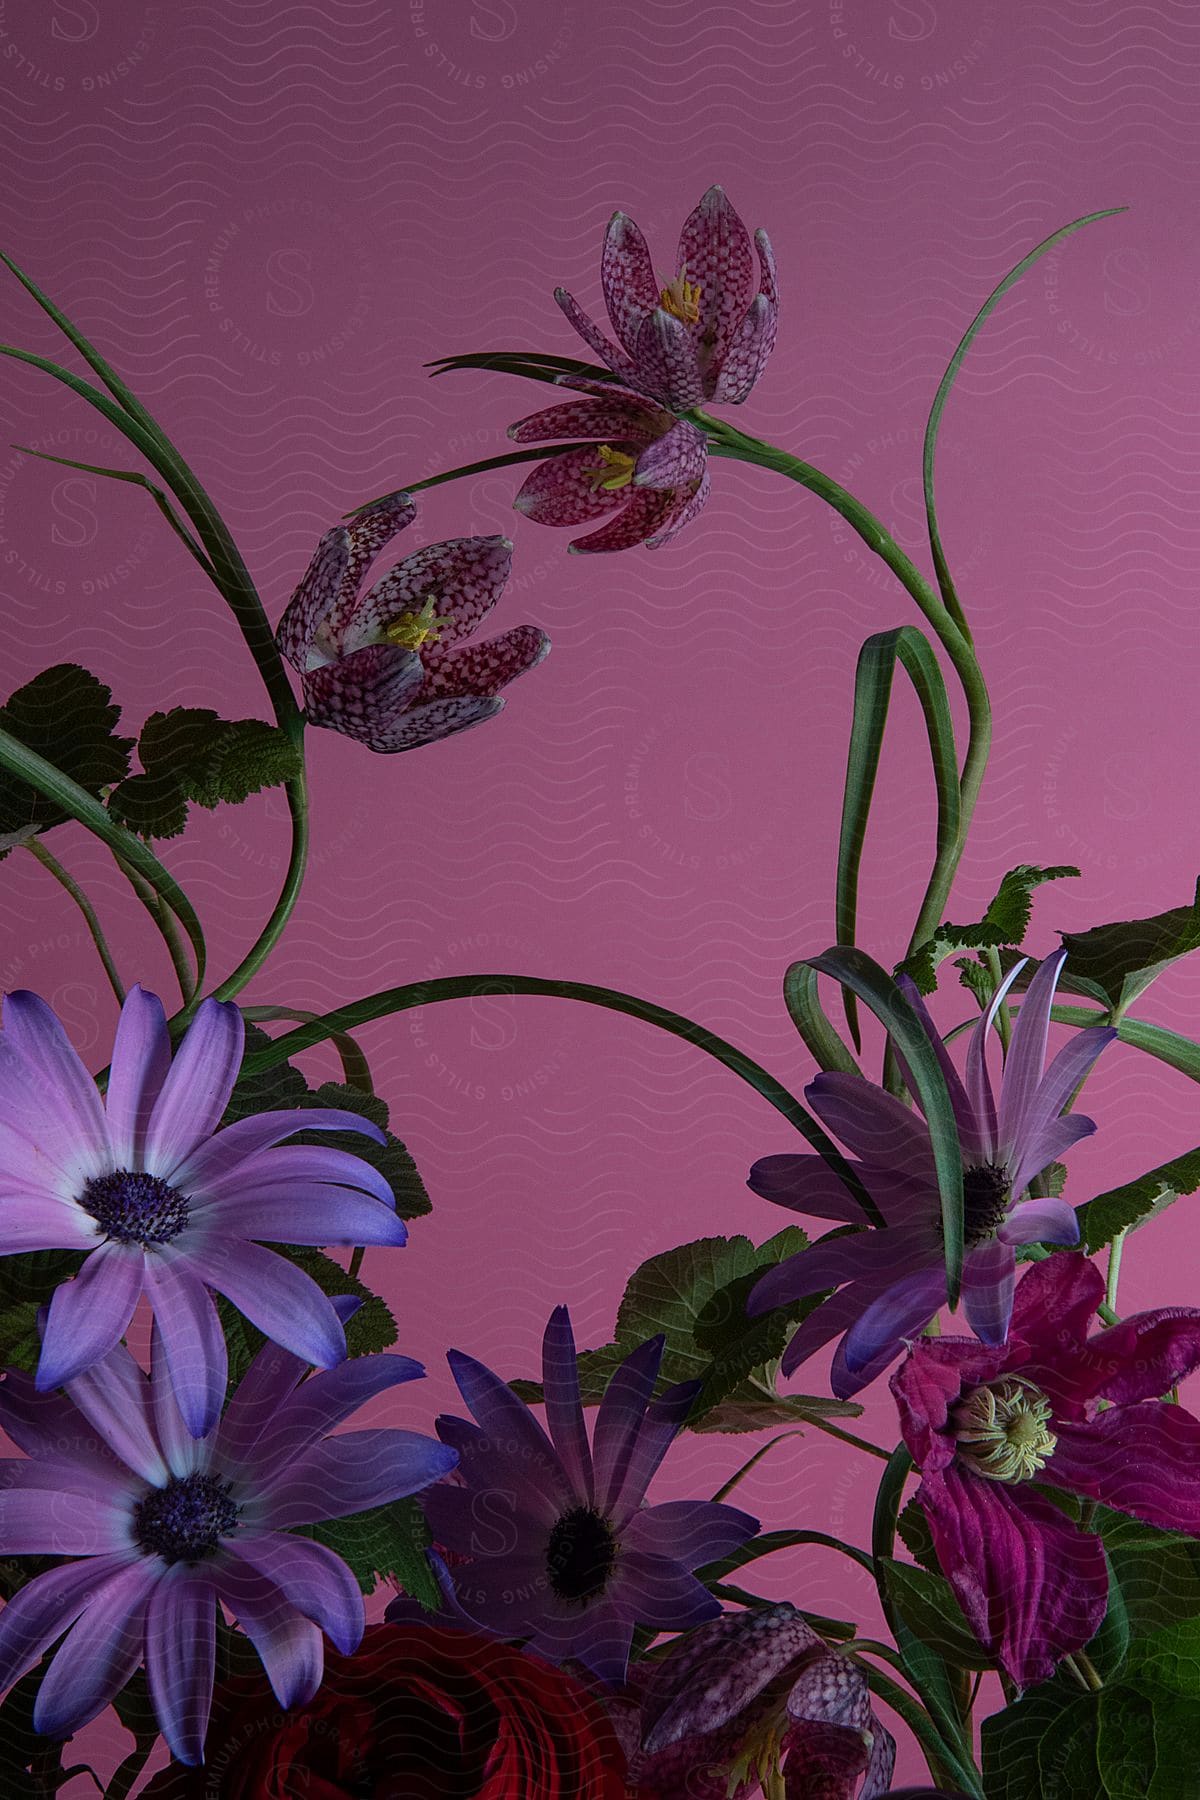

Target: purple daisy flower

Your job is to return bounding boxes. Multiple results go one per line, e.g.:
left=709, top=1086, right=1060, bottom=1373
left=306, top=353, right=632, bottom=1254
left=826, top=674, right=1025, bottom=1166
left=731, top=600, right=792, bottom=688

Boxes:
left=629, top=1603, right=896, bottom=1800
left=555, top=185, right=779, bottom=412
left=276, top=492, right=549, bottom=753
left=0, top=983, right=408, bottom=1435
left=748, top=950, right=1115, bottom=1398
left=418, top=1307, right=758, bottom=1686
left=0, top=1303, right=457, bottom=1764
left=509, top=379, right=709, bottom=554
left=892, top=1251, right=1200, bottom=1689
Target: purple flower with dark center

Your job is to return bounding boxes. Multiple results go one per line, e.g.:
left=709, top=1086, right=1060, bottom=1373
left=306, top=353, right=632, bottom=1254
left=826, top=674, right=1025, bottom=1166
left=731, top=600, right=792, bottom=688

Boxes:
left=417, top=1307, right=757, bottom=1686
left=892, top=1251, right=1200, bottom=1689
left=509, top=379, right=709, bottom=553
left=555, top=185, right=778, bottom=412
left=277, top=493, right=549, bottom=753
left=0, top=983, right=408, bottom=1435
left=748, top=951, right=1115, bottom=1398
left=629, top=1602, right=896, bottom=1799
left=0, top=1304, right=457, bottom=1764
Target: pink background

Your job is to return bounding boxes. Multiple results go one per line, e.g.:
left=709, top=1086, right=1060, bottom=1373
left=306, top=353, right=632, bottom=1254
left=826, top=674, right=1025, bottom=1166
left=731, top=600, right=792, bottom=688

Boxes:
left=1, top=0, right=1199, bottom=1788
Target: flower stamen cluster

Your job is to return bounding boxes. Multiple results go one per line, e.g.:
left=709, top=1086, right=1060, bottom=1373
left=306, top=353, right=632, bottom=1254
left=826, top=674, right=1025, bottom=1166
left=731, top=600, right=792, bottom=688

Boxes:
left=953, top=1376, right=1057, bottom=1483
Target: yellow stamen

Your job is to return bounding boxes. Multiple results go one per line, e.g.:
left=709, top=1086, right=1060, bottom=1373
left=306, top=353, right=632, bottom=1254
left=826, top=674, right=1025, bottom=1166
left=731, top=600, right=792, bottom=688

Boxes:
left=725, top=1719, right=786, bottom=1798
left=585, top=444, right=637, bottom=493
left=660, top=264, right=702, bottom=325
left=383, top=595, right=453, bottom=651
left=954, top=1376, right=1057, bottom=1483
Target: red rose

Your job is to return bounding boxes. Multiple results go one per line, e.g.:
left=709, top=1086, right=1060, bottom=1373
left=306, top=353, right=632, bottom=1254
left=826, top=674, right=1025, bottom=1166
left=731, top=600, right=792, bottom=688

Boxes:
left=142, top=1623, right=631, bottom=1799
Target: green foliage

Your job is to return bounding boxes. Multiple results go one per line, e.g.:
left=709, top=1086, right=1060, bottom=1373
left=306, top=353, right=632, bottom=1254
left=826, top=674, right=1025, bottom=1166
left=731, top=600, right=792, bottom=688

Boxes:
left=107, top=707, right=301, bottom=839
left=0, top=664, right=133, bottom=854
left=878, top=1557, right=994, bottom=1669
left=0, top=1250, right=85, bottom=1374
left=1097, top=1509, right=1200, bottom=1640
left=1078, top=1146, right=1200, bottom=1252
left=1061, top=881, right=1200, bottom=1013
left=896, top=1496, right=941, bottom=1573
left=898, top=864, right=1080, bottom=995
left=302, top=1498, right=441, bottom=1610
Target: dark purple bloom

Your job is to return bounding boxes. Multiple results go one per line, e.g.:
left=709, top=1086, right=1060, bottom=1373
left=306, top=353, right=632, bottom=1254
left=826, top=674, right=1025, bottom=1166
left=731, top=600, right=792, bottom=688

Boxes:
left=0, top=985, right=407, bottom=1436
left=0, top=1305, right=457, bottom=1764
left=417, top=1307, right=757, bottom=1686
left=277, top=493, right=549, bottom=753
left=509, top=380, right=709, bottom=553
left=629, top=1603, right=895, bottom=1799
left=892, top=1251, right=1200, bottom=1689
left=748, top=951, right=1114, bottom=1397
left=555, top=185, right=778, bottom=412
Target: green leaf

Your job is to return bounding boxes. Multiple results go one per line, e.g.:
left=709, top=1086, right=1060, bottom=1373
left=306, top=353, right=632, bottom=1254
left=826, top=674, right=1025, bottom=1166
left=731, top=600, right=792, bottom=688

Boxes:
left=1124, top=1614, right=1200, bottom=1696
left=807, top=947, right=963, bottom=1300
left=782, top=961, right=862, bottom=1076
left=218, top=1248, right=396, bottom=1388
left=896, top=1496, right=941, bottom=1573
left=302, top=1497, right=440, bottom=1608
left=1078, top=1146, right=1200, bottom=1252
left=1061, top=881, right=1200, bottom=1014
left=109, top=709, right=301, bottom=838
left=1097, top=1509, right=1200, bottom=1638
left=923, top=208, right=1125, bottom=633
left=0, top=1250, right=85, bottom=1371
left=687, top=1390, right=864, bottom=1434
left=0, top=664, right=133, bottom=851
left=981, top=1681, right=1099, bottom=1800
left=878, top=1558, right=993, bottom=1668
left=426, top=349, right=612, bottom=386
left=106, top=769, right=190, bottom=840
left=835, top=625, right=960, bottom=1046
left=899, top=864, right=1080, bottom=995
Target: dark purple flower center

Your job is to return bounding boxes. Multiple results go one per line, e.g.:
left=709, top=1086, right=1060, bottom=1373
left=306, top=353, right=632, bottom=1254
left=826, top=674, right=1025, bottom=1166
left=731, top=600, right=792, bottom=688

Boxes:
left=546, top=1505, right=616, bottom=1603
left=79, top=1169, right=190, bottom=1247
left=961, top=1160, right=1011, bottom=1247
left=134, top=1473, right=239, bottom=1565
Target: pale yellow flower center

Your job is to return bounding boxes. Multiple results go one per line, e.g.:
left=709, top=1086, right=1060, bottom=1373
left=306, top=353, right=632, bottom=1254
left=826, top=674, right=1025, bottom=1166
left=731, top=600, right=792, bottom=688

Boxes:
left=585, top=444, right=637, bottom=493
left=383, top=595, right=452, bottom=651
left=953, top=1376, right=1057, bottom=1483
left=660, top=265, right=702, bottom=325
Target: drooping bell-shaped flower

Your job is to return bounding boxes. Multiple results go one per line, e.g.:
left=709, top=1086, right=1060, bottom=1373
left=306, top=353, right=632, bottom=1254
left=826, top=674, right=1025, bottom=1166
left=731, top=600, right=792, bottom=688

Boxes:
left=509, top=380, right=709, bottom=553
left=277, top=493, right=549, bottom=752
left=555, top=186, right=778, bottom=411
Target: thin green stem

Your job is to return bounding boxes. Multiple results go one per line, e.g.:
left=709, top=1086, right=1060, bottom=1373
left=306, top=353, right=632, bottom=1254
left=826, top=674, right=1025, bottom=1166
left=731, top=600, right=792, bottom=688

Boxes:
left=984, top=947, right=1013, bottom=1053
left=710, top=1431, right=806, bottom=1502
left=114, top=855, right=195, bottom=1006
left=348, top=1245, right=366, bottom=1282
left=236, top=972, right=879, bottom=1221
left=103, top=1738, right=157, bottom=1800
left=26, top=839, right=125, bottom=1003
left=347, top=443, right=584, bottom=514
left=1106, top=1229, right=1127, bottom=1314
left=801, top=1411, right=892, bottom=1462
left=207, top=764, right=310, bottom=1011
left=852, top=1655, right=984, bottom=1796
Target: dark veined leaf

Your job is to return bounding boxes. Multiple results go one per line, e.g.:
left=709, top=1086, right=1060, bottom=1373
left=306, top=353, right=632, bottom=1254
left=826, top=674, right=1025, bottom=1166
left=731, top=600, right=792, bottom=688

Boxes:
left=107, top=769, right=190, bottom=840
left=877, top=1558, right=994, bottom=1669
left=806, top=947, right=964, bottom=1302
left=0, top=1250, right=85, bottom=1373
left=898, top=864, right=1080, bottom=995
left=1078, top=1145, right=1200, bottom=1252
left=0, top=664, right=133, bottom=853
left=1096, top=1507, right=1200, bottom=1639
left=896, top=1496, right=940, bottom=1573
left=922, top=208, right=1125, bottom=635
left=108, top=708, right=301, bottom=839
left=301, top=1498, right=440, bottom=1609
left=836, top=625, right=959, bottom=1047
left=1060, top=879, right=1200, bottom=1015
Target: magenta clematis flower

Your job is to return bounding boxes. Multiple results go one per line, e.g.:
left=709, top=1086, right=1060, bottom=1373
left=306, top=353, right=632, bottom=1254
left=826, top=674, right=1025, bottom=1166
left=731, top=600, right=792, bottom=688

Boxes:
left=509, top=380, right=709, bottom=553
left=629, top=1603, right=896, bottom=1799
left=0, top=1303, right=457, bottom=1764
left=748, top=951, right=1115, bottom=1398
left=277, top=493, right=549, bottom=753
left=416, top=1307, right=757, bottom=1686
left=555, top=185, right=778, bottom=412
left=0, top=984, right=408, bottom=1435
left=892, top=1251, right=1200, bottom=1689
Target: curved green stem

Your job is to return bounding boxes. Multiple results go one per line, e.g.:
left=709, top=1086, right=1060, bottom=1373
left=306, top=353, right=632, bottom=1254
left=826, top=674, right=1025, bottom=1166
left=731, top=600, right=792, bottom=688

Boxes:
left=112, top=855, right=196, bottom=1006
left=237, top=972, right=880, bottom=1220
left=25, top=839, right=125, bottom=1003
left=207, top=764, right=310, bottom=1011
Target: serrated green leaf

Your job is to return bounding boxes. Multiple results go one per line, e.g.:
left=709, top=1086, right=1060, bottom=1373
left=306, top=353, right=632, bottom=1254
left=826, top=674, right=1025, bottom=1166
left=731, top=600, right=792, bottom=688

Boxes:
left=113, top=708, right=301, bottom=836
left=106, top=768, right=190, bottom=839
left=981, top=1681, right=1098, bottom=1800
left=686, top=1391, right=863, bottom=1434
left=184, top=717, right=301, bottom=809
left=1061, top=881, right=1200, bottom=1013
left=899, top=864, right=1080, bottom=994
left=1079, top=1147, right=1200, bottom=1252
left=0, top=664, right=132, bottom=850
left=897, top=1496, right=941, bottom=1573
left=302, top=1497, right=439, bottom=1608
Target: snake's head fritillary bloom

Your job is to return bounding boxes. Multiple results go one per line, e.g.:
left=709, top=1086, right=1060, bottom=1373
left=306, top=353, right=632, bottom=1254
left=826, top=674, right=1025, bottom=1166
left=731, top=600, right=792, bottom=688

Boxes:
left=892, top=1252, right=1200, bottom=1688
left=555, top=185, right=778, bottom=411
left=629, top=1604, right=896, bottom=1799
left=0, top=1307, right=457, bottom=1765
left=276, top=493, right=549, bottom=752
left=747, top=950, right=1116, bottom=1397
left=412, top=1306, right=757, bottom=1687
left=509, top=380, right=709, bottom=553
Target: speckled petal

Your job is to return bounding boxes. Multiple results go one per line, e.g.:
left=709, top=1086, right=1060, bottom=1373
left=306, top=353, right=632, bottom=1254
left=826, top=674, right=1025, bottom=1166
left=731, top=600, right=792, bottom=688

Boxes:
left=632, top=309, right=705, bottom=411
left=361, top=693, right=505, bottom=753
left=645, top=470, right=711, bottom=548
left=276, top=527, right=347, bottom=668
left=351, top=536, right=514, bottom=652
left=569, top=487, right=680, bottom=554
left=601, top=211, right=661, bottom=355
left=676, top=184, right=755, bottom=375
left=554, top=287, right=637, bottom=380
left=421, top=625, right=550, bottom=701
left=714, top=295, right=780, bottom=404
left=632, top=420, right=707, bottom=491
left=507, top=395, right=662, bottom=446
left=340, top=493, right=417, bottom=604
left=301, top=643, right=424, bottom=744
left=514, top=446, right=628, bottom=527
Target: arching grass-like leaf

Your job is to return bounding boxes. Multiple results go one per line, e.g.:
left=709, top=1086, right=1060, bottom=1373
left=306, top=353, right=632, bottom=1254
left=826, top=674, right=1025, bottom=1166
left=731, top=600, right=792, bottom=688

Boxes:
left=808, top=947, right=965, bottom=1302
left=836, top=625, right=960, bottom=1044
left=783, top=961, right=862, bottom=1076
